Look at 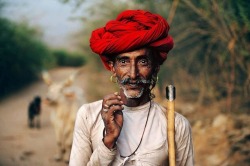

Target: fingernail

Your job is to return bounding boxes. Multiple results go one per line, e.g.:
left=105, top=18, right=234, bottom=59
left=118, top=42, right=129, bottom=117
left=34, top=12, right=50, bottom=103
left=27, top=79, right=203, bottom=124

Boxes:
left=117, top=95, right=121, bottom=99
left=114, top=92, right=119, bottom=95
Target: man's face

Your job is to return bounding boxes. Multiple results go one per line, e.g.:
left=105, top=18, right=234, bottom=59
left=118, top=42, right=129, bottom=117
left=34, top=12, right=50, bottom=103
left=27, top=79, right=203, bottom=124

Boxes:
left=110, top=48, right=155, bottom=99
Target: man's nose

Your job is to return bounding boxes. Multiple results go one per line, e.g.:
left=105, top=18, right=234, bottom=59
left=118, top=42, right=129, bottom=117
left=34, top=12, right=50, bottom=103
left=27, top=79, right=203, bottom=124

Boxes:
left=129, top=61, right=137, bottom=79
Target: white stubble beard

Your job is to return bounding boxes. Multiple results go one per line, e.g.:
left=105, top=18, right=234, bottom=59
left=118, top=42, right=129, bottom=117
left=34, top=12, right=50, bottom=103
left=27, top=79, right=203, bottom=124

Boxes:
left=120, top=86, right=144, bottom=99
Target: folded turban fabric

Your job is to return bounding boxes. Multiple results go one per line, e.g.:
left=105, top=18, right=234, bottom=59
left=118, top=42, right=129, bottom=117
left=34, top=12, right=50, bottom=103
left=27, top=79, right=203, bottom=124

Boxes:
left=90, top=9, right=174, bottom=70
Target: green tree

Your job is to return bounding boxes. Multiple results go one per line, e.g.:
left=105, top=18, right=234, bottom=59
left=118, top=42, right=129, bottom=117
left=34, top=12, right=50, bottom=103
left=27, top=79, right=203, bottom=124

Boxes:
left=0, top=18, right=53, bottom=98
left=52, top=49, right=86, bottom=67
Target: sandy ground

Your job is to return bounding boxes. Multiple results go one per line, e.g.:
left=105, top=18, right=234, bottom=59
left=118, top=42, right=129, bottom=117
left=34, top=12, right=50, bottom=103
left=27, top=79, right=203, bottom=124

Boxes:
left=0, top=67, right=83, bottom=166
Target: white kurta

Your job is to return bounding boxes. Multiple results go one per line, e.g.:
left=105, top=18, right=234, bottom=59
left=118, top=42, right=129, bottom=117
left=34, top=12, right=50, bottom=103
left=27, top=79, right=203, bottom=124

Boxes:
left=69, top=100, right=194, bottom=166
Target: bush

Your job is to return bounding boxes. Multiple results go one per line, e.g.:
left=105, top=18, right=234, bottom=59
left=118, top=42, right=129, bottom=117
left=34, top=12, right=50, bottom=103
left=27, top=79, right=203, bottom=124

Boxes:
left=0, top=18, right=53, bottom=99
left=52, top=49, right=86, bottom=67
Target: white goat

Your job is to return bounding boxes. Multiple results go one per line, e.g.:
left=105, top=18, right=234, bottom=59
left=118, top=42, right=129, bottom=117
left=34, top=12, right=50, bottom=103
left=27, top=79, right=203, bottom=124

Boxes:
left=42, top=69, right=84, bottom=163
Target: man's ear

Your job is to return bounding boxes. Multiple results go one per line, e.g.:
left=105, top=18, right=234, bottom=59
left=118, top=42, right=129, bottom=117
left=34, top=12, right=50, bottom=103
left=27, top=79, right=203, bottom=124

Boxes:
left=108, top=61, right=116, bottom=75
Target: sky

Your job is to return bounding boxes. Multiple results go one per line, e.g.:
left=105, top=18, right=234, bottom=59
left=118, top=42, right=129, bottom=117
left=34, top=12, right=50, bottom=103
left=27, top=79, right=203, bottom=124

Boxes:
left=1, top=0, right=93, bottom=49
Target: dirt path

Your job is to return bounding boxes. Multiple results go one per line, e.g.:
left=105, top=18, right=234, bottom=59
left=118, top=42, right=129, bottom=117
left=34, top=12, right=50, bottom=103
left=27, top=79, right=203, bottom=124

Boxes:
left=0, top=67, right=85, bottom=166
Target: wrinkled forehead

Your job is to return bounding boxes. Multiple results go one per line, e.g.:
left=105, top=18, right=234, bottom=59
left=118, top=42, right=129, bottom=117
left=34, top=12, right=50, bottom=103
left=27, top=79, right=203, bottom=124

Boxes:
left=115, top=48, right=153, bottom=60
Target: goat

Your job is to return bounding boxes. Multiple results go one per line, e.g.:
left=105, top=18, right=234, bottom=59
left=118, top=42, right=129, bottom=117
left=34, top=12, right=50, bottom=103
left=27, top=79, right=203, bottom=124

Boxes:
left=42, top=69, right=84, bottom=163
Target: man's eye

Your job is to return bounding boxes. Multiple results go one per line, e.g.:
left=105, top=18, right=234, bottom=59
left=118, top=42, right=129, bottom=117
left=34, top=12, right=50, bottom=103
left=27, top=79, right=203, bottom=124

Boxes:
left=120, top=59, right=126, bottom=63
left=139, top=59, right=149, bottom=65
left=118, top=59, right=129, bottom=64
left=116, top=59, right=129, bottom=66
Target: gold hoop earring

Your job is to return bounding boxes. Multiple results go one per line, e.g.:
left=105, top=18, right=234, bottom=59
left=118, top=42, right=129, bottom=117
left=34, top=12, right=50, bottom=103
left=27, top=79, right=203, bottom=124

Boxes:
left=110, top=75, right=117, bottom=83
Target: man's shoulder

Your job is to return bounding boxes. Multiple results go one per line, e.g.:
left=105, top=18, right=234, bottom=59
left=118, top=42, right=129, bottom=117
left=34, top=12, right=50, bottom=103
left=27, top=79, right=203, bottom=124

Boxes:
left=152, top=101, right=191, bottom=126
left=80, top=100, right=102, bottom=109
left=77, top=100, right=102, bottom=120
left=152, top=101, right=167, bottom=114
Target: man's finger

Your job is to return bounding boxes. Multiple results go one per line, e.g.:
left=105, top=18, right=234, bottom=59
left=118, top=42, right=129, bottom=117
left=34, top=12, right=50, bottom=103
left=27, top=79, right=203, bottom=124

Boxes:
left=108, top=105, right=123, bottom=114
left=103, top=92, right=121, bottom=102
left=105, top=99, right=123, bottom=108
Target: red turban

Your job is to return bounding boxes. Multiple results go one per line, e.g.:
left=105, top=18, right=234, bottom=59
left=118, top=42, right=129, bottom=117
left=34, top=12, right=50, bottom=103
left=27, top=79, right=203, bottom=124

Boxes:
left=90, top=9, right=174, bottom=70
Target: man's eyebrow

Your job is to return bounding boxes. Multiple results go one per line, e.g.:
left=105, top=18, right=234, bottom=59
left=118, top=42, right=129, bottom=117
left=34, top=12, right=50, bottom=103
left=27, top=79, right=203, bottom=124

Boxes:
left=137, top=55, right=150, bottom=59
left=116, top=55, right=129, bottom=60
left=135, top=55, right=153, bottom=61
left=116, top=54, right=149, bottom=59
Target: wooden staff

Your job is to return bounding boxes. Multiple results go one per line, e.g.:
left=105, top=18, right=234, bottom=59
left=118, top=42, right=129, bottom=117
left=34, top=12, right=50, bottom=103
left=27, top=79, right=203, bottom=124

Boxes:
left=166, top=85, right=176, bottom=166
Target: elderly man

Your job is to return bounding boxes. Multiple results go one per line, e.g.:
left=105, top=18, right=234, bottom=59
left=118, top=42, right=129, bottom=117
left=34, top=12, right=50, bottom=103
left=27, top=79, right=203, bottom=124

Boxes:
left=69, top=10, right=194, bottom=165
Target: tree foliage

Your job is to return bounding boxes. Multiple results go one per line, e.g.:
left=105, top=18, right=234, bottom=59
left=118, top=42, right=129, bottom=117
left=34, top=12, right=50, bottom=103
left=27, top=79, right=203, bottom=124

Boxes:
left=0, top=17, right=53, bottom=98
left=52, top=49, right=86, bottom=67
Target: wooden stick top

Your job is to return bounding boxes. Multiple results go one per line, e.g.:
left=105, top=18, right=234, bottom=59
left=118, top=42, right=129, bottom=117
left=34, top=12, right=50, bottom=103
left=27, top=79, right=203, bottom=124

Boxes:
left=166, top=85, right=176, bottom=101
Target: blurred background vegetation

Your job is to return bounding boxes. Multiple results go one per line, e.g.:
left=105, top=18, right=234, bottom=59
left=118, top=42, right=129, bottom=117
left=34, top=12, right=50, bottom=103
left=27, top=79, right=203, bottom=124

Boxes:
left=1, top=0, right=249, bottom=109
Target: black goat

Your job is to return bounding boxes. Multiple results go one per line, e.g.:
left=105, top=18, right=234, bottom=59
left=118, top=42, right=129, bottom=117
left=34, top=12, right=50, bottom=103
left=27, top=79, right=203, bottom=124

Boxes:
left=28, top=96, right=41, bottom=128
